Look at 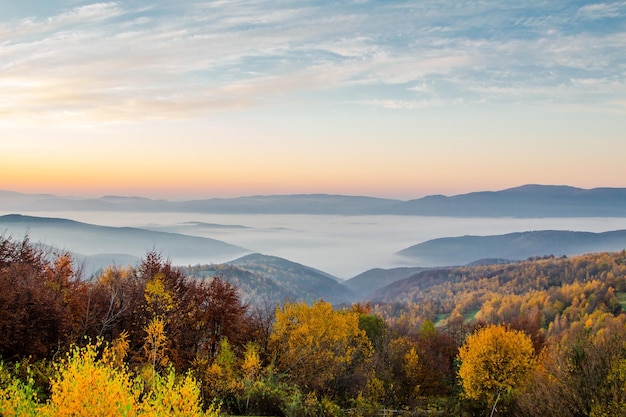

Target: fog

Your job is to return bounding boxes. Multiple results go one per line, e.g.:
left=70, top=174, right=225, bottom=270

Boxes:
left=7, top=210, right=626, bottom=279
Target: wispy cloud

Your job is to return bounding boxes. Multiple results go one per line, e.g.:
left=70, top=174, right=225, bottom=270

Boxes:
left=577, top=1, right=626, bottom=20
left=1, top=0, right=624, bottom=125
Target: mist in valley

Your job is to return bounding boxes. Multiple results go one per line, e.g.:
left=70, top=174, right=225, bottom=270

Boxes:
left=5, top=210, right=626, bottom=279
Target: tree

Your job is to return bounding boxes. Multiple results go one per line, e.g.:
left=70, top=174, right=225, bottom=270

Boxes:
left=3, top=341, right=218, bottom=417
left=591, top=358, right=626, bottom=417
left=514, top=312, right=626, bottom=416
left=380, top=335, right=422, bottom=406
left=44, top=343, right=138, bottom=416
left=0, top=236, right=85, bottom=360
left=269, top=300, right=372, bottom=393
left=142, top=317, right=170, bottom=373
left=181, top=277, right=249, bottom=362
left=458, top=324, right=535, bottom=414
left=415, top=327, right=458, bottom=396
left=90, top=266, right=144, bottom=342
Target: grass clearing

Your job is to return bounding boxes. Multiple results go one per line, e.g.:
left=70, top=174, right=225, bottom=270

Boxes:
left=463, top=309, right=479, bottom=323
left=616, top=291, right=626, bottom=311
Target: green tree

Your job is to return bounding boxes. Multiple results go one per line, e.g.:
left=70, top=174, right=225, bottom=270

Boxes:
left=591, top=358, right=626, bottom=417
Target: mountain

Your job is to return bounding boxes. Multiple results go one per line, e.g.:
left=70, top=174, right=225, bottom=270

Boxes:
left=344, top=267, right=429, bottom=299
left=0, top=214, right=249, bottom=268
left=181, top=194, right=400, bottom=215
left=180, top=253, right=356, bottom=305
left=4, top=184, right=626, bottom=217
left=178, top=263, right=295, bottom=306
left=24, top=242, right=142, bottom=276
left=386, top=184, right=626, bottom=217
left=226, top=253, right=356, bottom=305
left=368, top=267, right=460, bottom=303
left=368, top=251, right=626, bottom=308
left=397, top=229, right=626, bottom=266
left=74, top=253, right=142, bottom=274
left=0, top=190, right=399, bottom=215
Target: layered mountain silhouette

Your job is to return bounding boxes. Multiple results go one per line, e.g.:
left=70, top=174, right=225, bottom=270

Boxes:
left=3, top=188, right=626, bottom=305
left=386, top=184, right=626, bottom=217
left=397, top=230, right=626, bottom=267
left=0, top=214, right=248, bottom=271
left=3, top=184, right=626, bottom=217
left=343, top=267, right=428, bottom=299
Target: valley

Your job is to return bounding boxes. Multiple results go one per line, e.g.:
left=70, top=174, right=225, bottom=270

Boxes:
left=3, top=185, right=626, bottom=416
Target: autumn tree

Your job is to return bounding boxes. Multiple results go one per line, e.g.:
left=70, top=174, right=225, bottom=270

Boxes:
left=89, top=265, right=145, bottom=342
left=590, top=358, right=626, bottom=417
left=1, top=341, right=218, bottom=417
left=0, top=236, right=85, bottom=360
left=142, top=317, right=170, bottom=374
left=44, top=343, right=138, bottom=416
left=415, top=325, right=458, bottom=396
left=382, top=336, right=422, bottom=406
left=458, top=324, right=536, bottom=414
left=514, top=312, right=626, bottom=417
left=269, top=300, right=372, bottom=394
left=181, top=277, right=250, bottom=362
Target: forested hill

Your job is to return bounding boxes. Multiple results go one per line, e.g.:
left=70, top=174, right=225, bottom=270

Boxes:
left=371, top=251, right=626, bottom=328
left=3, top=184, right=626, bottom=216
left=179, top=253, right=355, bottom=305
left=343, top=266, right=428, bottom=299
left=397, top=229, right=626, bottom=266
left=2, top=235, right=626, bottom=416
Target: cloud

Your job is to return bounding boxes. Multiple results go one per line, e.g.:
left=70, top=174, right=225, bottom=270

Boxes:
left=577, top=1, right=626, bottom=20
left=1, top=1, right=625, bottom=124
left=48, top=2, right=125, bottom=25
left=357, top=98, right=447, bottom=110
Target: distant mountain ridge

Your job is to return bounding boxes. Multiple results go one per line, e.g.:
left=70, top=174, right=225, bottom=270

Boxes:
left=0, top=214, right=248, bottom=268
left=343, top=267, right=428, bottom=299
left=0, top=190, right=399, bottom=215
left=387, top=185, right=626, bottom=217
left=397, top=229, right=626, bottom=266
left=2, top=184, right=626, bottom=217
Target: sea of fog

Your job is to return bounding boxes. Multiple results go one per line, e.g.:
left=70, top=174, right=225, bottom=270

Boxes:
left=10, top=211, right=626, bottom=279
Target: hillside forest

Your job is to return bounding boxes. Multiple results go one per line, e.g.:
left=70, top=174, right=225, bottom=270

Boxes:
left=1, top=234, right=626, bottom=416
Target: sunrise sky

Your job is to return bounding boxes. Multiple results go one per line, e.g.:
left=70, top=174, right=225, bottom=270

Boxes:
left=1, top=1, right=625, bottom=199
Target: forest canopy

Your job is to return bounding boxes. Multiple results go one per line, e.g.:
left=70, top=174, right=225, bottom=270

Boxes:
left=1, top=234, right=626, bottom=416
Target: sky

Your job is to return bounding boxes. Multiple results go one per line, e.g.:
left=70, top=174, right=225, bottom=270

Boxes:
left=1, top=0, right=625, bottom=200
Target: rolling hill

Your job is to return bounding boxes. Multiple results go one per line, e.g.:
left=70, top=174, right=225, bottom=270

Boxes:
left=177, top=262, right=295, bottom=306
left=397, top=229, right=626, bottom=266
left=179, top=253, right=356, bottom=305
left=0, top=214, right=249, bottom=269
left=343, top=266, right=429, bottom=299
left=227, top=253, right=355, bottom=305
left=368, top=251, right=626, bottom=311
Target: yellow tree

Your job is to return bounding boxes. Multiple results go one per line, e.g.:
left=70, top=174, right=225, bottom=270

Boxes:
left=143, top=317, right=170, bottom=373
left=139, top=369, right=217, bottom=417
left=42, top=343, right=139, bottom=417
left=140, top=272, right=176, bottom=373
left=36, top=342, right=217, bottom=417
left=269, top=300, right=372, bottom=393
left=457, top=324, right=535, bottom=414
left=144, top=273, right=177, bottom=318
